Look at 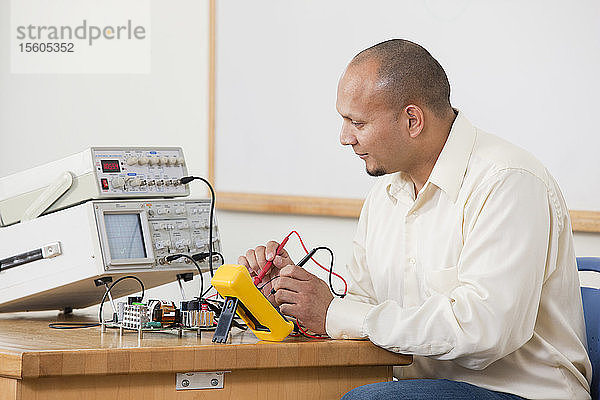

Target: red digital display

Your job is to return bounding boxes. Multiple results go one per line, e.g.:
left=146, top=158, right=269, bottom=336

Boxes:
left=101, top=160, right=121, bottom=173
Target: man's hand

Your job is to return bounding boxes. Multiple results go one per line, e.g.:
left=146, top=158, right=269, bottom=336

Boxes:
left=238, top=240, right=293, bottom=295
left=272, top=265, right=334, bottom=335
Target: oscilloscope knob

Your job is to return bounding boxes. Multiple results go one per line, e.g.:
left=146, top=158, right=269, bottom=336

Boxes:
left=128, top=178, right=142, bottom=187
left=149, top=157, right=159, bottom=166
left=110, top=177, right=125, bottom=189
left=126, top=156, right=138, bottom=166
left=138, top=156, right=149, bottom=166
left=168, top=156, right=177, bottom=166
left=160, top=156, right=169, bottom=166
left=176, top=157, right=185, bottom=166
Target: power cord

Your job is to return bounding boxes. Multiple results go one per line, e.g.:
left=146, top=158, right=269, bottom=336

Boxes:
left=179, top=176, right=216, bottom=277
left=191, top=251, right=225, bottom=299
left=98, top=275, right=145, bottom=325
left=166, top=253, right=204, bottom=298
left=49, top=322, right=100, bottom=329
left=192, top=251, right=224, bottom=266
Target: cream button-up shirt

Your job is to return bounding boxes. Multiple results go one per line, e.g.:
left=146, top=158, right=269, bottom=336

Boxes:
left=326, top=112, right=592, bottom=399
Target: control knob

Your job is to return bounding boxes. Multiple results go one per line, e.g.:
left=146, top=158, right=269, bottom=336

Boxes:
left=110, top=177, right=125, bottom=189
left=138, top=156, right=149, bottom=166
left=179, top=222, right=190, bottom=229
left=128, top=177, right=142, bottom=187
left=127, top=156, right=138, bottom=166
left=149, top=157, right=159, bottom=166
left=175, top=240, right=188, bottom=250
left=168, top=156, right=177, bottom=166
left=160, top=156, right=169, bottom=166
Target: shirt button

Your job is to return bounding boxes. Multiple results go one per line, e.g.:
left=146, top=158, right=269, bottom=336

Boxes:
left=409, top=258, right=416, bottom=265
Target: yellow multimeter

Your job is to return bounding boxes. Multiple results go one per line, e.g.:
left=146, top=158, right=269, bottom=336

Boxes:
left=211, top=264, right=294, bottom=342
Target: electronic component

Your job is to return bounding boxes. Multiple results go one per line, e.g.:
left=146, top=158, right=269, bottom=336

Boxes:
left=122, top=304, right=149, bottom=329
left=181, top=300, right=215, bottom=329
left=0, top=147, right=189, bottom=226
left=0, top=198, right=221, bottom=312
left=211, top=264, right=294, bottom=342
left=148, top=300, right=179, bottom=324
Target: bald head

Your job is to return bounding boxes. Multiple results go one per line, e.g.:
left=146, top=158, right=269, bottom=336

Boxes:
left=350, top=39, right=452, bottom=118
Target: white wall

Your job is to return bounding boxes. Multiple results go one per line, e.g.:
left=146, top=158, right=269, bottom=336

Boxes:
left=0, top=0, right=210, bottom=179
left=215, top=0, right=600, bottom=212
left=0, top=0, right=212, bottom=311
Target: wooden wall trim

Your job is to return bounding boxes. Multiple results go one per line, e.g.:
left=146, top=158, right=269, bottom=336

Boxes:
left=216, top=192, right=364, bottom=218
left=215, top=192, right=600, bottom=233
left=570, top=210, right=600, bottom=233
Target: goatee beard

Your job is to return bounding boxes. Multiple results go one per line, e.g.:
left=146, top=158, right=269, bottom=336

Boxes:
left=366, top=167, right=386, bottom=177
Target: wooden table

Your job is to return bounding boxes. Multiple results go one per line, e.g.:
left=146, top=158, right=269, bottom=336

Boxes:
left=0, top=311, right=411, bottom=400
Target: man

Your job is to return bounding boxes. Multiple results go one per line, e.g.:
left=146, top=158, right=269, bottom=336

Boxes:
left=239, top=39, right=592, bottom=399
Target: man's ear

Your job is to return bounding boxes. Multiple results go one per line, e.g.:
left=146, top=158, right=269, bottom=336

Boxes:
left=405, top=105, right=424, bottom=138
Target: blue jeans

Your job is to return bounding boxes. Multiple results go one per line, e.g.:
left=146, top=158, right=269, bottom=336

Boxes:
left=341, top=379, right=525, bottom=400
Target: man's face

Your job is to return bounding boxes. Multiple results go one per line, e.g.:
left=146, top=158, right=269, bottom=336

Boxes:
left=336, top=61, right=412, bottom=176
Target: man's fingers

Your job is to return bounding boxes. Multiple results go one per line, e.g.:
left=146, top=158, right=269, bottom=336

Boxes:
left=265, top=241, right=280, bottom=260
left=273, top=288, right=298, bottom=306
left=265, top=241, right=292, bottom=262
left=255, top=245, right=267, bottom=267
left=279, top=303, right=299, bottom=319
left=245, top=248, right=260, bottom=273
left=238, top=255, right=250, bottom=269
left=238, top=256, right=258, bottom=278
left=280, top=265, right=314, bottom=281
left=272, top=276, right=303, bottom=293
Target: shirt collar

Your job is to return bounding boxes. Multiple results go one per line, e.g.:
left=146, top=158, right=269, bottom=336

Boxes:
left=385, top=110, right=476, bottom=204
left=428, top=110, right=477, bottom=203
left=385, top=171, right=414, bottom=204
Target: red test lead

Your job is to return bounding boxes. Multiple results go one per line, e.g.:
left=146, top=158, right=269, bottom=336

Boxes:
left=253, top=235, right=291, bottom=286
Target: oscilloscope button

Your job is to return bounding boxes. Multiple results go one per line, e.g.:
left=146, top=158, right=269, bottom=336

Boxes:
left=128, top=178, right=142, bottom=187
left=111, top=177, right=125, bottom=189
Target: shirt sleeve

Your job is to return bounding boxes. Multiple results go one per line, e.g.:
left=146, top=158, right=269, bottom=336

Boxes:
left=326, top=188, right=379, bottom=339
left=329, top=169, right=553, bottom=370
